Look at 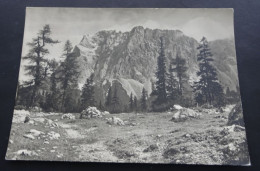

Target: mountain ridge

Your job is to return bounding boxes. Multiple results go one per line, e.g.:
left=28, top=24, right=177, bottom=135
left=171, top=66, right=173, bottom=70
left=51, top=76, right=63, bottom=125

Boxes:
left=73, top=26, right=238, bottom=105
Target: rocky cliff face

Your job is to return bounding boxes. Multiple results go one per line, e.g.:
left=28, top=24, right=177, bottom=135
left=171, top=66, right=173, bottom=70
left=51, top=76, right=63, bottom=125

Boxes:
left=73, top=26, right=239, bottom=105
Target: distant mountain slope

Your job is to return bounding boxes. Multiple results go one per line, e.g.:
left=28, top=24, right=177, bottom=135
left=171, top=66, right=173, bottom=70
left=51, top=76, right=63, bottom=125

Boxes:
left=73, top=26, right=239, bottom=105
left=209, top=39, right=239, bottom=91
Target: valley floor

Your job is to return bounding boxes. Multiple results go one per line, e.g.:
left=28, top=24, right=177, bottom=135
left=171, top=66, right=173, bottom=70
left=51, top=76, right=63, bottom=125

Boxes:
left=5, top=106, right=249, bottom=165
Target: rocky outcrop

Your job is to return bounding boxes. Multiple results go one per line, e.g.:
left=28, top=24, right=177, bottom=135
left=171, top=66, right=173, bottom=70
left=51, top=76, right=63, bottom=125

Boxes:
left=227, top=102, right=245, bottom=126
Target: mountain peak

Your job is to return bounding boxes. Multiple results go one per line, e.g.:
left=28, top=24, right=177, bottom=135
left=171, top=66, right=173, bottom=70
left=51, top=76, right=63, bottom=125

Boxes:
left=80, top=34, right=95, bottom=48
left=131, top=26, right=145, bottom=32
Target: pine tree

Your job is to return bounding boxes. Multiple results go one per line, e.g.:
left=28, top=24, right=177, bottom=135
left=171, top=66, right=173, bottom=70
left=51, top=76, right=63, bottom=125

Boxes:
left=154, top=37, right=167, bottom=104
left=105, top=87, right=112, bottom=110
left=141, top=88, right=147, bottom=111
left=133, top=96, right=138, bottom=112
left=98, top=100, right=103, bottom=111
left=170, top=47, right=188, bottom=97
left=81, top=73, right=96, bottom=110
left=194, top=37, right=224, bottom=106
left=166, top=64, right=179, bottom=104
left=59, top=40, right=79, bottom=112
left=111, top=84, right=120, bottom=113
left=23, top=25, right=59, bottom=106
left=46, top=59, right=60, bottom=111
left=129, top=92, right=134, bottom=112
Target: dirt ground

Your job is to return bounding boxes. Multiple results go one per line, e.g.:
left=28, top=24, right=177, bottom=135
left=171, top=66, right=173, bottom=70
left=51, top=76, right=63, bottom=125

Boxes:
left=5, top=105, right=250, bottom=165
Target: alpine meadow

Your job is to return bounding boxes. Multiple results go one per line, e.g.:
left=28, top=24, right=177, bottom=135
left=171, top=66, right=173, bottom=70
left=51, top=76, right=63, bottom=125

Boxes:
left=6, top=8, right=250, bottom=165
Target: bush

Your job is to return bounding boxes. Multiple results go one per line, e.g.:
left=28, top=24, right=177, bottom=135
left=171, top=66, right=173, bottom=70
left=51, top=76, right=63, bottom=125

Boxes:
left=151, top=102, right=171, bottom=112
left=14, top=105, right=26, bottom=110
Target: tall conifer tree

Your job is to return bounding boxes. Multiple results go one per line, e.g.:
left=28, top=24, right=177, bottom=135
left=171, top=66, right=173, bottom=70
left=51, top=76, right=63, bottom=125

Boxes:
left=23, top=25, right=59, bottom=106
left=141, top=88, right=147, bottom=111
left=194, top=37, right=224, bottom=106
left=59, top=40, right=79, bottom=112
left=81, top=73, right=96, bottom=110
left=129, top=92, right=134, bottom=112
left=105, top=86, right=112, bottom=110
left=154, top=37, right=167, bottom=104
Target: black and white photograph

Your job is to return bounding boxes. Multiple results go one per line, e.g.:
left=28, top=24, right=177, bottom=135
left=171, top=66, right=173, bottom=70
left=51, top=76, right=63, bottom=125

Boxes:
left=5, top=8, right=250, bottom=165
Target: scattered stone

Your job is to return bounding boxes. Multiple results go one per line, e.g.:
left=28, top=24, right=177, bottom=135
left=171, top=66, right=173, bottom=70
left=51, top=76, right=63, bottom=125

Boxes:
left=52, top=146, right=58, bottom=149
left=57, top=154, right=63, bottom=158
left=61, top=113, right=76, bottom=120
left=173, top=104, right=183, bottom=110
left=48, top=131, right=60, bottom=140
left=33, top=117, right=45, bottom=124
left=143, top=144, right=159, bottom=152
left=45, top=118, right=59, bottom=127
left=24, top=116, right=30, bottom=123
left=102, top=111, right=110, bottom=115
left=28, top=120, right=35, bottom=124
left=106, top=117, right=125, bottom=126
left=29, top=129, right=44, bottom=137
left=156, top=134, right=162, bottom=138
left=221, top=125, right=245, bottom=136
left=171, top=108, right=201, bottom=122
left=12, top=110, right=30, bottom=123
left=43, top=141, right=49, bottom=144
left=185, top=134, right=191, bottom=138
left=23, top=134, right=35, bottom=140
left=176, top=160, right=181, bottom=164
left=16, top=149, right=38, bottom=157
left=9, top=140, right=13, bottom=144
left=50, top=150, right=55, bottom=153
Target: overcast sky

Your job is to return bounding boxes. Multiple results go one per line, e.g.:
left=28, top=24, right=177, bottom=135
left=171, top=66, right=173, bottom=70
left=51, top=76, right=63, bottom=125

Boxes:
left=20, top=8, right=234, bottom=81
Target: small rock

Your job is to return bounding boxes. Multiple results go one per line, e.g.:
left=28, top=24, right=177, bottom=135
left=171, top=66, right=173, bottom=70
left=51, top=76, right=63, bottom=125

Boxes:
left=28, top=120, right=34, bottom=124
left=48, top=131, right=60, bottom=140
left=29, top=129, right=44, bottom=137
left=156, top=134, right=162, bottom=138
left=61, top=113, right=76, bottom=120
left=173, top=104, right=183, bottom=110
left=106, top=117, right=125, bottom=126
left=185, top=134, right=191, bottom=138
left=143, top=144, right=159, bottom=152
left=23, top=134, right=35, bottom=140
left=50, top=150, right=55, bottom=153
left=24, top=116, right=30, bottom=123
left=16, top=149, right=38, bottom=156
left=57, top=154, right=63, bottom=158
left=44, top=141, right=49, bottom=144
left=9, top=140, right=14, bottom=144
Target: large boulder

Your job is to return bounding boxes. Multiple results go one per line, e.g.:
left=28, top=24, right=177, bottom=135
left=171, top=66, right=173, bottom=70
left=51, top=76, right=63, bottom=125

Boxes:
left=171, top=108, right=201, bottom=122
left=80, top=107, right=102, bottom=119
left=227, top=102, right=245, bottom=126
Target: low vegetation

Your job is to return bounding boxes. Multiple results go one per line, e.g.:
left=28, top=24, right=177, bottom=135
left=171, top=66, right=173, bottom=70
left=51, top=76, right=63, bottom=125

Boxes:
left=6, top=104, right=249, bottom=165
